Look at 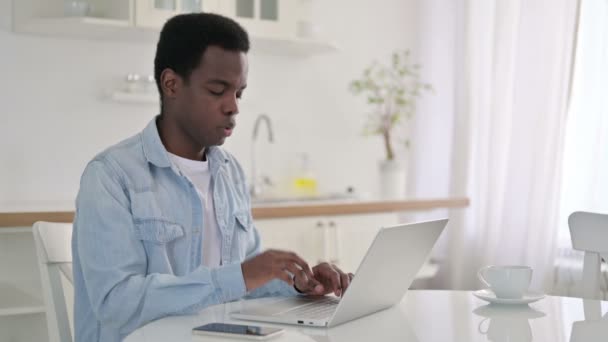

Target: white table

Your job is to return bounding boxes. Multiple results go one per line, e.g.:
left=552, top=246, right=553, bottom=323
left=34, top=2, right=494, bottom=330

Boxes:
left=125, top=290, right=608, bottom=342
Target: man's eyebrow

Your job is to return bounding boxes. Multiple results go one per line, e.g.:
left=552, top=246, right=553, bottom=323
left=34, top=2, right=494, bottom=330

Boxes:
left=206, top=80, right=247, bottom=90
left=206, top=79, right=230, bottom=86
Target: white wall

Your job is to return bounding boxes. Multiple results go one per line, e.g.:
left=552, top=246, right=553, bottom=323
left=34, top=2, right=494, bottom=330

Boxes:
left=408, top=0, right=456, bottom=200
left=0, top=0, right=436, bottom=210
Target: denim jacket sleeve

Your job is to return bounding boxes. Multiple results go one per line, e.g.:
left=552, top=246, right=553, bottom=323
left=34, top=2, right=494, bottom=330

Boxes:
left=241, top=224, right=300, bottom=299
left=74, top=159, right=247, bottom=335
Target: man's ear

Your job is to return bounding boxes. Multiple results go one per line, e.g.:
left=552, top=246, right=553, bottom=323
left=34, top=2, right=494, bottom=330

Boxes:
left=159, top=68, right=182, bottom=99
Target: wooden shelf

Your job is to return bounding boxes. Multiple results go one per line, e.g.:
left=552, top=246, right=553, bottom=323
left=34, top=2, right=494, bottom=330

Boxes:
left=0, top=212, right=74, bottom=228
left=0, top=283, right=45, bottom=317
left=0, top=198, right=469, bottom=227
left=251, top=197, right=470, bottom=219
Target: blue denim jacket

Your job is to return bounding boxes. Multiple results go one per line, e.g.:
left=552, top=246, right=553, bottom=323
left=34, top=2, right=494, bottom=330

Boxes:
left=72, top=118, right=297, bottom=342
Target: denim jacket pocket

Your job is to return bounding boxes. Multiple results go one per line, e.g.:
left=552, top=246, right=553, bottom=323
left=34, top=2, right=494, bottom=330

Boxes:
left=134, top=221, right=184, bottom=244
left=234, top=211, right=250, bottom=232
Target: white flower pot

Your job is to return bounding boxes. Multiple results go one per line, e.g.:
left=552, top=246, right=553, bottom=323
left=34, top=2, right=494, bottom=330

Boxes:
left=378, top=159, right=407, bottom=199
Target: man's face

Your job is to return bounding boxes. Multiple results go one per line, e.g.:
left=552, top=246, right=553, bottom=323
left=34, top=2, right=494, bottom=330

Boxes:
left=173, top=46, right=248, bottom=148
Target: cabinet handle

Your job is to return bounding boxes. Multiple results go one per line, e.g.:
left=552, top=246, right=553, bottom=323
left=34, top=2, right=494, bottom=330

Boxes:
left=317, top=220, right=339, bottom=265
left=330, top=222, right=340, bottom=265
left=315, top=220, right=332, bottom=263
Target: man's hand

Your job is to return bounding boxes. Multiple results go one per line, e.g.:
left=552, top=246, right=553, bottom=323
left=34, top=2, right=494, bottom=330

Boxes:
left=294, top=262, right=354, bottom=297
left=241, top=249, right=316, bottom=291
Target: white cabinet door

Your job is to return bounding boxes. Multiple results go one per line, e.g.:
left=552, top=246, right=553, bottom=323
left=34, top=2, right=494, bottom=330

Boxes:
left=331, top=213, right=400, bottom=273
left=254, top=217, right=324, bottom=265
left=218, top=0, right=297, bottom=39
left=0, top=228, right=48, bottom=341
left=135, top=0, right=221, bottom=28
left=254, top=213, right=400, bottom=273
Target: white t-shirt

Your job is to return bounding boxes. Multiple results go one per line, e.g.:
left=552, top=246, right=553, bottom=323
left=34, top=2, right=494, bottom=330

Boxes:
left=168, top=152, right=221, bottom=268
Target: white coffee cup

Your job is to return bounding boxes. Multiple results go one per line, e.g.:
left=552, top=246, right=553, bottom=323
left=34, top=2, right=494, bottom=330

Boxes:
left=478, top=265, right=532, bottom=299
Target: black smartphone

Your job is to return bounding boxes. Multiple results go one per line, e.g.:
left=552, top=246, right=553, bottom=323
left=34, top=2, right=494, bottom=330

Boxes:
left=192, top=322, right=284, bottom=340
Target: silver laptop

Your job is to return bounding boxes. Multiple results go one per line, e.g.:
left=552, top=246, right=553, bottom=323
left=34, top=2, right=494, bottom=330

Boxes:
left=231, top=219, right=448, bottom=327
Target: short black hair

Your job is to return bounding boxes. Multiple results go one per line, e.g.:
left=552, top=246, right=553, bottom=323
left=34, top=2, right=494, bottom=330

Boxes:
left=154, top=13, right=250, bottom=103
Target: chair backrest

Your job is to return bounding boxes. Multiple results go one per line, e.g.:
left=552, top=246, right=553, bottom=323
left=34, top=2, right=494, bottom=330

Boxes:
left=568, top=211, right=608, bottom=300
left=33, top=221, right=74, bottom=342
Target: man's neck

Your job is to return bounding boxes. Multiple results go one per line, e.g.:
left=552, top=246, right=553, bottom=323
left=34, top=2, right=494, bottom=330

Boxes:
left=157, top=116, right=207, bottom=161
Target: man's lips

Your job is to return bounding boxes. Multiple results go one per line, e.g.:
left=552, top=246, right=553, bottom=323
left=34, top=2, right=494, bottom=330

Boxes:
left=223, top=123, right=235, bottom=137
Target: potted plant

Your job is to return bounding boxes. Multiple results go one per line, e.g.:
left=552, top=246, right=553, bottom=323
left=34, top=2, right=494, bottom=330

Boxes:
left=349, top=50, right=431, bottom=198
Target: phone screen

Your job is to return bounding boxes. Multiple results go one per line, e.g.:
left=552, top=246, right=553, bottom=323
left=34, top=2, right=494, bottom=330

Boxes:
left=193, top=323, right=282, bottom=337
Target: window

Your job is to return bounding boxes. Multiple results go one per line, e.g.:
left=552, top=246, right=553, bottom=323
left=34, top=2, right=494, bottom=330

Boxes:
left=558, top=0, right=608, bottom=246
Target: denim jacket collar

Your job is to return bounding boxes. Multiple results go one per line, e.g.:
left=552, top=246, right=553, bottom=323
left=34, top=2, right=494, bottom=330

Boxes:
left=142, top=116, right=229, bottom=173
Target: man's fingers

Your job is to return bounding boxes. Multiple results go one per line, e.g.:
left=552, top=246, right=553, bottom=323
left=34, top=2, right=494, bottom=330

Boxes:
left=288, top=263, right=325, bottom=294
left=319, top=266, right=341, bottom=294
left=285, top=263, right=312, bottom=290
left=339, top=270, right=350, bottom=293
left=285, top=252, right=315, bottom=280
left=273, top=250, right=315, bottom=280
left=276, top=270, right=294, bottom=286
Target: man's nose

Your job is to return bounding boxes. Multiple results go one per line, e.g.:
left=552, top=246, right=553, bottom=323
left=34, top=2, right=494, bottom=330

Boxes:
left=222, top=95, right=239, bottom=115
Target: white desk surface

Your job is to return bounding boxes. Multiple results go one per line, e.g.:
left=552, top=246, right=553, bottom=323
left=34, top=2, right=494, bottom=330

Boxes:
left=125, top=290, right=608, bottom=342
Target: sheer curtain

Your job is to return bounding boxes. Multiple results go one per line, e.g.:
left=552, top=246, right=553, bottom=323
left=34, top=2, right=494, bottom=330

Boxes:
left=554, top=0, right=608, bottom=299
left=558, top=0, right=608, bottom=244
left=437, top=0, right=579, bottom=292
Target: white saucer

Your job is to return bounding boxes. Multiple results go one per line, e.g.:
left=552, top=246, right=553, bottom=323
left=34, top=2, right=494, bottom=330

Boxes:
left=473, top=289, right=545, bottom=305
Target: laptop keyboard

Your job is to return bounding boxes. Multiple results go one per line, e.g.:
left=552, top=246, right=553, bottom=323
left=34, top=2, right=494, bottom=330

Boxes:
left=277, top=297, right=341, bottom=319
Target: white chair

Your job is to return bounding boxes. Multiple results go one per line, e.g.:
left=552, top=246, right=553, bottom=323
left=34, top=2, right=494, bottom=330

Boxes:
left=568, top=211, right=608, bottom=300
left=33, top=221, right=74, bottom=342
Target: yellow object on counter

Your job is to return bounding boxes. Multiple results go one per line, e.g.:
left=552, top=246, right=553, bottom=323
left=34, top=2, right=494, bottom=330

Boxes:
left=292, top=177, right=318, bottom=197
left=291, top=153, right=318, bottom=197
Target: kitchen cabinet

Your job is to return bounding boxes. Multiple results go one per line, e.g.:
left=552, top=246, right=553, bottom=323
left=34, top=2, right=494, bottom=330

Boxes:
left=218, top=0, right=297, bottom=40
left=0, top=228, right=48, bottom=342
left=11, top=0, right=337, bottom=56
left=134, top=0, right=297, bottom=39
left=134, top=0, right=221, bottom=28
left=255, top=217, right=325, bottom=265
left=12, top=0, right=135, bottom=40
left=255, top=213, right=400, bottom=274
left=255, top=213, right=440, bottom=281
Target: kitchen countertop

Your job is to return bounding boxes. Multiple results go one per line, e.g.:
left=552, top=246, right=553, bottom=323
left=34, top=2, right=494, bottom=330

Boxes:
left=0, top=197, right=469, bottom=227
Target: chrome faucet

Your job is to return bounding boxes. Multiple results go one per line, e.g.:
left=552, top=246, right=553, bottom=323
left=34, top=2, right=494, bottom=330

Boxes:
left=250, top=114, right=274, bottom=198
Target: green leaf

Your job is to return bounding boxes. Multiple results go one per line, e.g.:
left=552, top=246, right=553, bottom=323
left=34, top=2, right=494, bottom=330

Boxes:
left=367, top=97, right=384, bottom=104
left=349, top=49, right=433, bottom=143
left=390, top=114, right=401, bottom=124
